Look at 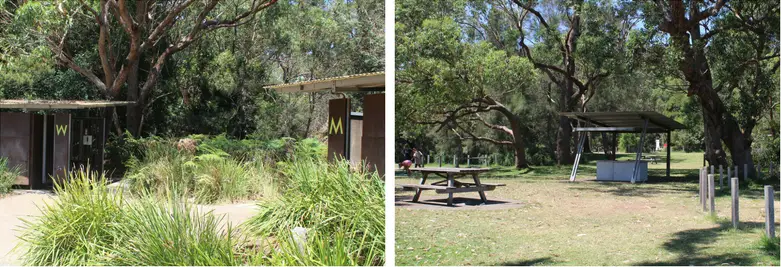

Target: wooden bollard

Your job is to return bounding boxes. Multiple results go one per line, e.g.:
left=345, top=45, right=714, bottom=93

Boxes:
left=765, top=186, right=776, bottom=237
left=731, top=178, right=739, bottom=229
left=719, top=165, right=724, bottom=190
left=727, top=167, right=731, bottom=188
left=701, top=168, right=707, bottom=212
left=708, top=174, right=716, bottom=215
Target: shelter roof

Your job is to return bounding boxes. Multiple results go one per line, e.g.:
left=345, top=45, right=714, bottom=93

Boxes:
left=560, top=111, right=686, bottom=133
left=0, top=99, right=135, bottom=109
left=264, top=72, right=384, bottom=93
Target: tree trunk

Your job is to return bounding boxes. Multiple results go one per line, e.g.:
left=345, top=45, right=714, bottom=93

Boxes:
left=125, top=61, right=142, bottom=137
left=508, top=115, right=528, bottom=169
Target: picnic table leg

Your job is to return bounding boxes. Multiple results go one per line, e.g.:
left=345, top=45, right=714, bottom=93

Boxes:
left=412, top=172, right=428, bottom=202
left=447, top=173, right=455, bottom=206
left=472, top=173, right=488, bottom=204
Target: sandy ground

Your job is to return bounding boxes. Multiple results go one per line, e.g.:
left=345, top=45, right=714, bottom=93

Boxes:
left=0, top=191, right=261, bottom=266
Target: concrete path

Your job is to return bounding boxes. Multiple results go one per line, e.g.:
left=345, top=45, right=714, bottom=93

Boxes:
left=0, top=192, right=55, bottom=266
left=0, top=191, right=261, bottom=266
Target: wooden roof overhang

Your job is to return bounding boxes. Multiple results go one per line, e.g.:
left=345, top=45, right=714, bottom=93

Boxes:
left=0, top=100, right=135, bottom=110
left=264, top=72, right=385, bottom=93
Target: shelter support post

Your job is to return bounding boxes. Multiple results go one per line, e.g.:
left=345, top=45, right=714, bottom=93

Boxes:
left=569, top=132, right=587, bottom=182
left=666, top=131, right=671, bottom=178
left=631, top=118, right=649, bottom=183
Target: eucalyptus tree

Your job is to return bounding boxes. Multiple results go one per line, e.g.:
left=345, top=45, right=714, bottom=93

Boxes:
left=644, top=0, right=779, bottom=174
left=397, top=18, right=536, bottom=169
left=489, top=0, right=640, bottom=164
left=6, top=0, right=278, bottom=135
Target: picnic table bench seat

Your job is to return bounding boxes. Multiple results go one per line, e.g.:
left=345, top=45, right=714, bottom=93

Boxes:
left=404, top=167, right=499, bottom=206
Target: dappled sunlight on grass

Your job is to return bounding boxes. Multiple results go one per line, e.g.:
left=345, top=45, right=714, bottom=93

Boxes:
left=395, top=152, right=780, bottom=266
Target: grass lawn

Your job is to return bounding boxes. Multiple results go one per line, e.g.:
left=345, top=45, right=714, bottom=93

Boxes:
left=395, top=152, right=780, bottom=266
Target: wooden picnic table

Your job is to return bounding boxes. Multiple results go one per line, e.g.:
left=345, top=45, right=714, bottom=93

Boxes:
left=399, top=167, right=505, bottom=206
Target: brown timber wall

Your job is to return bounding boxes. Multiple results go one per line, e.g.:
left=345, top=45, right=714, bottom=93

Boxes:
left=362, top=93, right=385, bottom=177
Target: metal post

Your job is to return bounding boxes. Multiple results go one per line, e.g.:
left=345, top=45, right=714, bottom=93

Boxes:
left=734, top=166, right=738, bottom=181
left=439, top=154, right=442, bottom=167
left=757, top=164, right=762, bottom=179
left=731, top=178, right=739, bottom=229
left=427, top=154, right=430, bottom=165
left=719, top=165, right=724, bottom=190
left=569, top=132, right=587, bottom=182
left=467, top=155, right=471, bottom=167
left=744, top=164, right=748, bottom=181
left=666, top=131, right=671, bottom=178
left=632, top=119, right=649, bottom=183
left=708, top=174, right=716, bottom=215
left=453, top=154, right=456, bottom=167
left=765, top=186, right=775, bottom=237
left=727, top=166, right=731, bottom=189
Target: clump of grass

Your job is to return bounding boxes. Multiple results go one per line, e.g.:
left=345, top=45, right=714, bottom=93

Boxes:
left=17, top=169, right=249, bottom=265
left=16, top=169, right=124, bottom=265
left=244, top=159, right=385, bottom=265
left=125, top=140, right=278, bottom=204
left=0, top=157, right=21, bottom=194
left=105, top=196, right=240, bottom=266
left=757, top=234, right=779, bottom=257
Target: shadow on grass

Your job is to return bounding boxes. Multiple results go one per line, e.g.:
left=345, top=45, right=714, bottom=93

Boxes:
left=567, top=183, right=695, bottom=198
left=635, top=221, right=768, bottom=266
left=498, top=257, right=554, bottom=266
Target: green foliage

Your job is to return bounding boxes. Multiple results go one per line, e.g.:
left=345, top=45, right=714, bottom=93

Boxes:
left=16, top=170, right=124, bottom=266
left=0, top=157, right=21, bottom=194
left=105, top=197, right=240, bottom=266
left=17, top=169, right=242, bottom=266
left=244, top=159, right=385, bottom=265
left=757, top=235, right=780, bottom=258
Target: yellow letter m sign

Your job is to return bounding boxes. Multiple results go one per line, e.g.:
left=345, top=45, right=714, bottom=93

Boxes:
left=56, top=124, right=68, bottom=136
left=329, top=117, right=343, bottom=135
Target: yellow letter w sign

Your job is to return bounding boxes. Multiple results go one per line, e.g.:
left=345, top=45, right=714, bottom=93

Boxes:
left=56, top=124, right=68, bottom=136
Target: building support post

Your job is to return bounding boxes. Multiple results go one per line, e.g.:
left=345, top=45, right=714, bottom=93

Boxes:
left=631, top=119, right=649, bottom=183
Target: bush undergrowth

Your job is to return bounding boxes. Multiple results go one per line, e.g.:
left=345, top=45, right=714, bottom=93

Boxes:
left=0, top=157, right=21, bottom=194
left=17, top=169, right=243, bottom=266
left=244, top=159, right=385, bottom=265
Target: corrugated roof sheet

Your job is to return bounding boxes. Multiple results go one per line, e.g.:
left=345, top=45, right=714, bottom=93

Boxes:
left=560, top=111, right=686, bottom=132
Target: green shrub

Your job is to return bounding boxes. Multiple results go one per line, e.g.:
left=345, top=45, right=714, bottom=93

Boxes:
left=16, top=170, right=124, bottom=265
left=243, top=159, right=385, bottom=265
left=125, top=141, right=279, bottom=204
left=192, top=157, right=278, bottom=203
left=105, top=197, right=240, bottom=266
left=17, top=170, right=246, bottom=266
left=0, top=157, right=21, bottom=194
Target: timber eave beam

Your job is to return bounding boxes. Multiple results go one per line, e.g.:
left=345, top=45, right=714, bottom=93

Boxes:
left=573, top=127, right=670, bottom=133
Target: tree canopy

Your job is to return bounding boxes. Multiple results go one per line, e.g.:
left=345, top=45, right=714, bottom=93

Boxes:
left=1, top=0, right=384, bottom=140
left=396, top=0, right=779, bottom=172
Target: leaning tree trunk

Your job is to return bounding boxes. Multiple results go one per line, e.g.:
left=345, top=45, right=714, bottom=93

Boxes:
left=508, top=116, right=529, bottom=169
